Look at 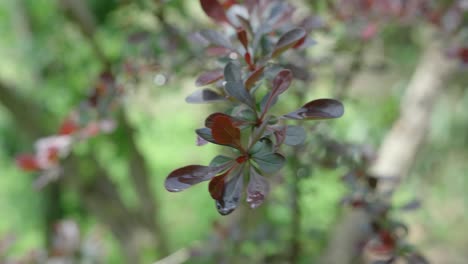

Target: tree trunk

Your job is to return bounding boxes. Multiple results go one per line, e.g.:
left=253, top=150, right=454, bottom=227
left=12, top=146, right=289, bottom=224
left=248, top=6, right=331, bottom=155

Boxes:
left=320, top=34, right=457, bottom=264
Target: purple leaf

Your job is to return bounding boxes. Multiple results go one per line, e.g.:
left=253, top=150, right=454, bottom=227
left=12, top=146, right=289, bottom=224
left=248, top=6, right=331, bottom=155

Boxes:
left=195, top=70, right=224, bottom=87
left=272, top=28, right=306, bottom=58
left=245, top=66, right=265, bottom=90
left=200, top=0, right=229, bottom=24
left=284, top=99, right=344, bottom=120
left=165, top=164, right=231, bottom=192
left=261, top=69, right=293, bottom=114
left=246, top=167, right=270, bottom=208
left=284, top=125, right=306, bottom=146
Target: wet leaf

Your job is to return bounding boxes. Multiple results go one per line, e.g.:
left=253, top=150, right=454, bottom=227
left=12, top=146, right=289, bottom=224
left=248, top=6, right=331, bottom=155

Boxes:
left=186, top=89, right=225, bottom=104
left=195, top=70, right=224, bottom=87
left=284, top=125, right=306, bottom=146
left=272, top=28, right=306, bottom=58
left=246, top=167, right=270, bottom=208
left=284, top=99, right=344, bottom=120
left=211, top=115, right=241, bottom=147
left=16, top=154, right=41, bottom=172
left=200, top=0, right=229, bottom=24
left=165, top=164, right=229, bottom=192
left=213, top=166, right=244, bottom=215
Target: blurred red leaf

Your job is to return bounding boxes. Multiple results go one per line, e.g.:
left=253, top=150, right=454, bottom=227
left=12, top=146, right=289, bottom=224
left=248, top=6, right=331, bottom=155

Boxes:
left=58, top=118, right=79, bottom=135
left=16, top=154, right=41, bottom=172
left=200, top=0, right=229, bottom=24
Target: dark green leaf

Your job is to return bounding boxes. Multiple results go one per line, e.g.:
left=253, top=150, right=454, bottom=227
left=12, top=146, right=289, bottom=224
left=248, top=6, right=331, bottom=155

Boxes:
left=210, top=155, right=234, bottom=167
left=252, top=152, right=285, bottom=174
left=224, top=62, right=242, bottom=83
left=225, top=81, right=255, bottom=109
left=284, top=125, right=306, bottom=146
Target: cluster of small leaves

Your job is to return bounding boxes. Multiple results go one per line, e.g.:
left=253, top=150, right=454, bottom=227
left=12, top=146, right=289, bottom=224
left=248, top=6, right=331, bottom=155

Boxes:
left=164, top=0, right=344, bottom=215
left=339, top=149, right=428, bottom=264
left=15, top=72, right=121, bottom=189
left=0, top=220, right=105, bottom=263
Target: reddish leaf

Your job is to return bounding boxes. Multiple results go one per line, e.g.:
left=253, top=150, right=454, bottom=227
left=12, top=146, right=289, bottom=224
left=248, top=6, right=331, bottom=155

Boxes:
left=222, top=0, right=236, bottom=9
left=244, top=52, right=254, bottom=70
left=211, top=115, right=241, bottom=147
left=284, top=99, right=344, bottom=120
left=195, top=70, right=224, bottom=87
left=16, top=154, right=41, bottom=172
left=205, top=113, right=246, bottom=128
left=205, top=46, right=231, bottom=56
left=245, top=66, right=265, bottom=90
left=209, top=171, right=229, bottom=200
left=200, top=0, right=229, bottom=24
left=165, top=164, right=230, bottom=192
left=58, top=118, right=79, bottom=135
left=458, top=47, right=468, bottom=64
left=246, top=167, right=270, bottom=208
left=237, top=28, right=249, bottom=50
left=261, top=69, right=293, bottom=114
left=272, top=28, right=306, bottom=58
left=272, top=69, right=292, bottom=95
left=292, top=36, right=306, bottom=48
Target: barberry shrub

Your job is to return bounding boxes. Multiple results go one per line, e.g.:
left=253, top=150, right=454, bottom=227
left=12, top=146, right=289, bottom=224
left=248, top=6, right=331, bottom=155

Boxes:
left=164, top=0, right=344, bottom=215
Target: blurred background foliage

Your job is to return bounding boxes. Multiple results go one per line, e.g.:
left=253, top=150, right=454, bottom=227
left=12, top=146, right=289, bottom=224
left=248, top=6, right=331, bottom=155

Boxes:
left=0, top=0, right=467, bottom=263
